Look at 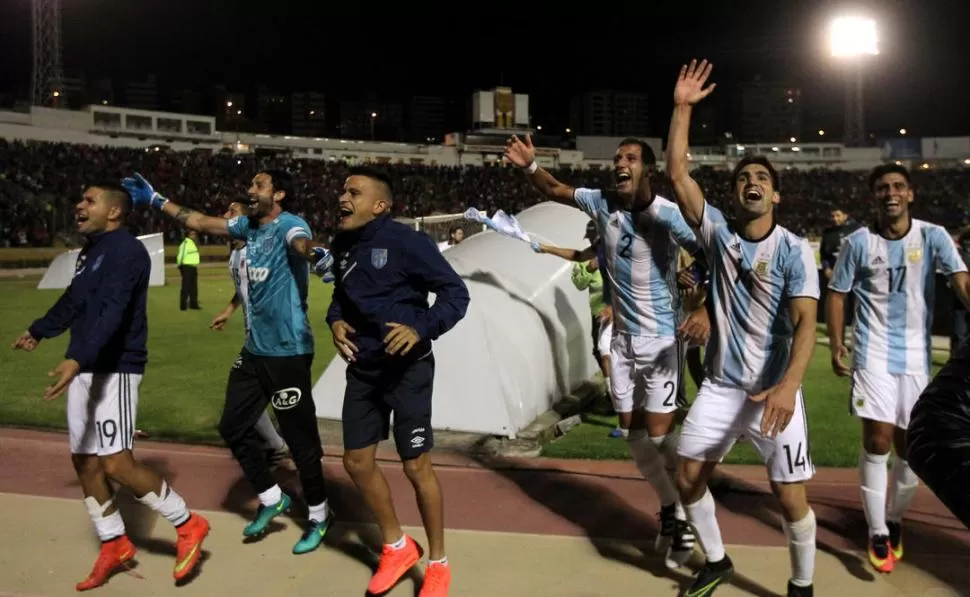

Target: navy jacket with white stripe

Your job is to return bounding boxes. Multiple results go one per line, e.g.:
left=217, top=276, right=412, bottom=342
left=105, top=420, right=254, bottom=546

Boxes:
left=29, top=228, right=150, bottom=374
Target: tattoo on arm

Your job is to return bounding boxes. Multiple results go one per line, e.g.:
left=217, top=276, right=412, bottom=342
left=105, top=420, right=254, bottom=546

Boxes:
left=175, top=207, right=194, bottom=224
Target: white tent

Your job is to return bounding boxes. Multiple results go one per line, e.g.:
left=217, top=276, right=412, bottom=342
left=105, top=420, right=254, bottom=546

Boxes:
left=37, top=233, right=166, bottom=289
left=312, top=202, right=599, bottom=438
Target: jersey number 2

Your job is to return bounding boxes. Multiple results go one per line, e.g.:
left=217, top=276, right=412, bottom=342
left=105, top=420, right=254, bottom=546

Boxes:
left=618, top=233, right=634, bottom=259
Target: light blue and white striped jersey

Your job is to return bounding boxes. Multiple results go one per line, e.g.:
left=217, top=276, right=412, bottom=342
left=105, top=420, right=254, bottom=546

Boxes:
left=226, top=212, right=314, bottom=357
left=228, top=245, right=251, bottom=341
left=574, top=188, right=700, bottom=337
left=697, top=203, right=819, bottom=394
left=828, top=219, right=966, bottom=375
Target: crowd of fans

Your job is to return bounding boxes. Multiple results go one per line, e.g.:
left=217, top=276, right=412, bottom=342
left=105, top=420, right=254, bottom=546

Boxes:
left=2, top=138, right=969, bottom=249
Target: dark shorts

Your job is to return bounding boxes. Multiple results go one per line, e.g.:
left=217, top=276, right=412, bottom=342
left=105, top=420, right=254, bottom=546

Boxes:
left=591, top=313, right=603, bottom=360
left=226, top=350, right=315, bottom=415
left=342, top=355, right=435, bottom=460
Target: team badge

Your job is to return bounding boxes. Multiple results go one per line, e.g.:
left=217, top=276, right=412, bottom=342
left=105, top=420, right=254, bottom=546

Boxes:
left=262, top=236, right=275, bottom=252
left=907, top=248, right=922, bottom=264
left=371, top=248, right=388, bottom=269
left=754, top=259, right=770, bottom=277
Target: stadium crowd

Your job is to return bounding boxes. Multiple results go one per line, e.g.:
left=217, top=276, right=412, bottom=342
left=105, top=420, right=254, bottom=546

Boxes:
left=2, top=138, right=970, bottom=248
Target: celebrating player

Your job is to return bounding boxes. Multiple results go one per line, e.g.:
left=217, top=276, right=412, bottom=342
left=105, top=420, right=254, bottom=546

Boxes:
left=326, top=166, right=470, bottom=596
left=826, top=163, right=970, bottom=573
left=666, top=59, right=818, bottom=597
left=122, top=169, right=334, bottom=554
left=11, top=183, right=209, bottom=591
left=505, top=133, right=707, bottom=568
left=209, top=201, right=294, bottom=471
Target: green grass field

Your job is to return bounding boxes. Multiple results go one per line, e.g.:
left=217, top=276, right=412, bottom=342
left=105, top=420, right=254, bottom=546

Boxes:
left=0, top=266, right=335, bottom=445
left=0, top=262, right=947, bottom=468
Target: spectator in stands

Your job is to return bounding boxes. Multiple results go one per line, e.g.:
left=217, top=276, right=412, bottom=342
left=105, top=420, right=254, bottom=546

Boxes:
left=176, top=230, right=201, bottom=310
left=820, top=208, right=863, bottom=327
left=437, top=225, right=463, bottom=252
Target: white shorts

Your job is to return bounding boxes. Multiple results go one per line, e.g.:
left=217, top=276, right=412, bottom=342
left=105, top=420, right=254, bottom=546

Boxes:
left=850, top=369, right=930, bottom=429
left=677, top=378, right=815, bottom=483
left=67, top=372, right=142, bottom=456
left=609, top=334, right=680, bottom=415
left=596, top=319, right=613, bottom=357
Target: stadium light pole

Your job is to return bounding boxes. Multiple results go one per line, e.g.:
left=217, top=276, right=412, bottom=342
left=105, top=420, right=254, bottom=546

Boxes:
left=830, top=16, right=879, bottom=147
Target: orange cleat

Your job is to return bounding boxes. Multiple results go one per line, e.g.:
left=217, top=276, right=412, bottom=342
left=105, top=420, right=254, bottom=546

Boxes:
left=76, top=535, right=136, bottom=592
left=173, top=513, right=210, bottom=581
left=868, top=534, right=894, bottom=573
left=367, top=536, right=423, bottom=595
left=419, top=561, right=452, bottom=597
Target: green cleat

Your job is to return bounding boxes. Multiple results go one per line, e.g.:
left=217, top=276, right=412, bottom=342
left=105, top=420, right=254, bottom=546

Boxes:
left=292, top=517, right=333, bottom=555
left=243, top=492, right=292, bottom=537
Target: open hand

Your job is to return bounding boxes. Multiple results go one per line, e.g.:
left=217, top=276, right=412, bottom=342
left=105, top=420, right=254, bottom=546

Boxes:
left=384, top=322, right=420, bottom=356
left=44, top=359, right=80, bottom=401
left=674, top=59, right=717, bottom=106
left=749, top=382, right=797, bottom=438
left=505, top=134, right=536, bottom=168
left=331, top=320, right=358, bottom=362
left=830, top=343, right=851, bottom=377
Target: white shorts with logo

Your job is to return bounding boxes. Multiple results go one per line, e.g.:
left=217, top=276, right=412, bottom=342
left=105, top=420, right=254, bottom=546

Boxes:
left=609, top=333, right=680, bottom=415
left=67, top=372, right=141, bottom=456
left=850, top=369, right=930, bottom=429
left=677, top=378, right=815, bottom=483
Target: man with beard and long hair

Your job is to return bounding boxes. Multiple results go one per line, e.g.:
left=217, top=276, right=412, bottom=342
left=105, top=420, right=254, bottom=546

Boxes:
left=504, top=134, right=709, bottom=570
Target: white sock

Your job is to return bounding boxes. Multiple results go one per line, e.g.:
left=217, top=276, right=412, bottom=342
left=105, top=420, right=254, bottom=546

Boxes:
left=255, top=411, right=286, bottom=451
left=860, top=451, right=890, bottom=536
left=136, top=481, right=190, bottom=526
left=657, top=433, right=687, bottom=520
left=888, top=455, right=919, bottom=522
left=429, top=556, right=448, bottom=565
left=388, top=535, right=407, bottom=550
left=627, top=430, right=680, bottom=506
left=308, top=500, right=329, bottom=524
left=684, top=489, right=725, bottom=562
left=258, top=484, right=283, bottom=507
left=83, top=497, right=126, bottom=542
left=783, top=509, right=816, bottom=588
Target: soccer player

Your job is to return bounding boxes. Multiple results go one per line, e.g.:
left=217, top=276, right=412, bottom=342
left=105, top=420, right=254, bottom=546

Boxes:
left=826, top=163, right=970, bottom=573
left=122, top=169, right=333, bottom=554
left=11, top=183, right=209, bottom=591
left=327, top=166, right=470, bottom=596
left=666, top=59, right=818, bottom=597
left=532, top=220, right=616, bottom=432
left=505, top=133, right=708, bottom=568
left=209, top=201, right=293, bottom=471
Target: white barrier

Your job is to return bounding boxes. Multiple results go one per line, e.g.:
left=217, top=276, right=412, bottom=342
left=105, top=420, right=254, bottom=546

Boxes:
left=37, top=233, right=166, bottom=289
left=312, top=202, right=599, bottom=438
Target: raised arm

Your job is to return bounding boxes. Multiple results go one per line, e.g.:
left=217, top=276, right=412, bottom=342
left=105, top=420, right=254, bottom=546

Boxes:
left=122, top=173, right=231, bottom=237
left=666, top=59, right=717, bottom=227
left=534, top=243, right=596, bottom=262
left=504, top=134, right=576, bottom=205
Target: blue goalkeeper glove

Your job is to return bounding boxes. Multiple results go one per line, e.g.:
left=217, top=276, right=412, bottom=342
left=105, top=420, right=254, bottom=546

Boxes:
left=312, top=247, right=335, bottom=283
left=530, top=241, right=541, bottom=253
left=121, top=172, right=168, bottom=210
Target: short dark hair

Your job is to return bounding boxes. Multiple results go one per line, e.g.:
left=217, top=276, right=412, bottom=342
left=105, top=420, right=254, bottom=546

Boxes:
left=260, top=169, right=294, bottom=202
left=868, top=163, right=911, bottom=192
left=348, top=165, right=394, bottom=199
left=732, top=156, right=780, bottom=192
left=616, top=137, right=657, bottom=166
left=93, top=182, right=133, bottom=215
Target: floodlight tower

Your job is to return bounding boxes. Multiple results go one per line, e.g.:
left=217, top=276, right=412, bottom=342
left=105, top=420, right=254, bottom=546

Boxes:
left=31, top=0, right=64, bottom=107
left=830, top=16, right=879, bottom=147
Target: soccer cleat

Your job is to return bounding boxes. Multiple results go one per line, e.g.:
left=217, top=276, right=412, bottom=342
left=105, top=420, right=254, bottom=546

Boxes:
left=243, top=493, right=292, bottom=537
left=887, top=521, right=904, bottom=561
left=787, top=581, right=813, bottom=597
left=419, top=561, right=452, bottom=597
left=76, top=535, right=136, bottom=591
left=367, top=535, right=423, bottom=595
left=174, top=513, right=209, bottom=581
left=684, top=555, right=734, bottom=597
left=868, top=534, right=894, bottom=573
left=292, top=517, right=332, bottom=555
left=665, top=519, right=696, bottom=569
left=655, top=503, right=677, bottom=553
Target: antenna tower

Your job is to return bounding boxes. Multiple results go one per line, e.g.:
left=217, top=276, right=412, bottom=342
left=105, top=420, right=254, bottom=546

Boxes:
left=31, top=0, right=64, bottom=107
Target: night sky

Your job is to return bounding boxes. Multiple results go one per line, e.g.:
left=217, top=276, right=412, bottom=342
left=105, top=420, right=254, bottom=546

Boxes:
left=0, top=0, right=967, bottom=138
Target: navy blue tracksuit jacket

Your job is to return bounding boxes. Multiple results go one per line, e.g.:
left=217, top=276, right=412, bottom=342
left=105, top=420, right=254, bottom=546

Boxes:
left=326, top=216, right=470, bottom=366
left=29, top=228, right=150, bottom=374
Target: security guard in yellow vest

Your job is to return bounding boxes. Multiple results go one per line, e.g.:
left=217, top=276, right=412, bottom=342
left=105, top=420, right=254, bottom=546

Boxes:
left=177, top=230, right=201, bottom=310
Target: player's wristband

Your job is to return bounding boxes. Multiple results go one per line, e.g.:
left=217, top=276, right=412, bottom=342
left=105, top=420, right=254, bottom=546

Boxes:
left=524, top=161, right=538, bottom=174
left=150, top=192, right=169, bottom=210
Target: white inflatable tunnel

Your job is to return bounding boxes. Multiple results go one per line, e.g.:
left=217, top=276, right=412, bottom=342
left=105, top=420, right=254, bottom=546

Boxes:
left=37, top=233, right=167, bottom=290
left=312, top=202, right=599, bottom=438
